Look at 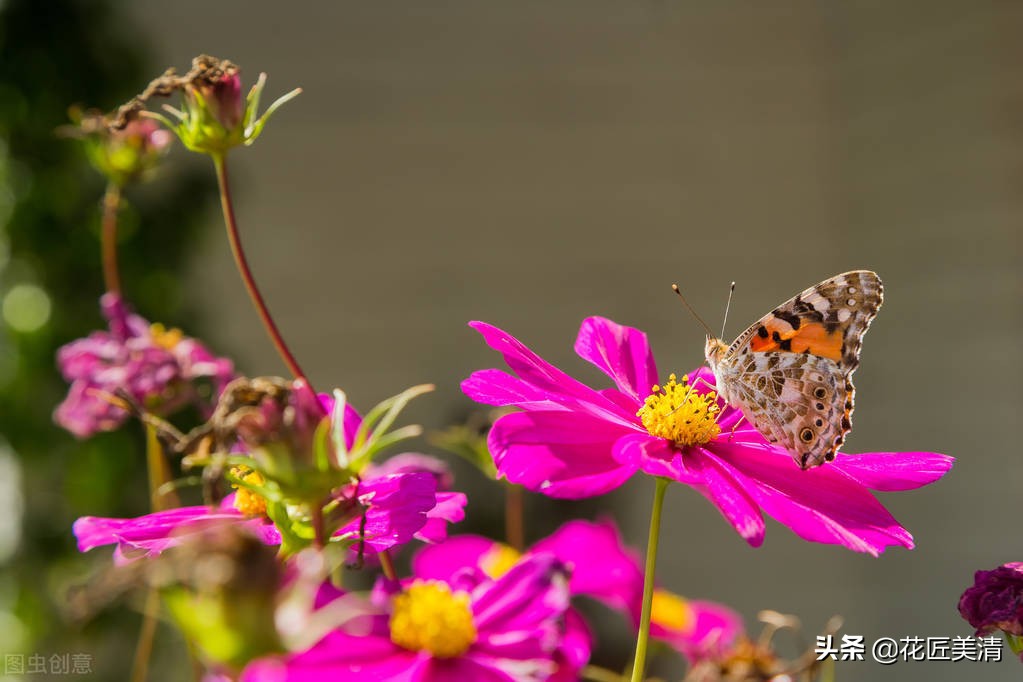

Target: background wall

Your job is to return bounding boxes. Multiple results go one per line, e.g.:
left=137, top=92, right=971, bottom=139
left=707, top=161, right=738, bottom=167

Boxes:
left=18, top=2, right=1023, bottom=680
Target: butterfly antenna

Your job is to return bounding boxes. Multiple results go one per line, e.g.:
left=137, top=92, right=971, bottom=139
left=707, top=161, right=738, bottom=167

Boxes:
left=720, top=281, right=736, bottom=340
left=671, top=283, right=715, bottom=337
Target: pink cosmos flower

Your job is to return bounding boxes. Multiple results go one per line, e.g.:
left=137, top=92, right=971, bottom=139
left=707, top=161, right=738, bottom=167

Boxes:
left=242, top=551, right=576, bottom=682
left=55, top=293, right=234, bottom=438
left=462, top=316, right=954, bottom=555
left=74, top=471, right=465, bottom=566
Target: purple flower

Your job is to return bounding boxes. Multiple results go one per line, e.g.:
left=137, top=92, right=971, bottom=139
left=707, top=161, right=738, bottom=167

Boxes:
left=959, top=563, right=1023, bottom=638
left=55, top=293, right=234, bottom=438
left=462, top=316, right=954, bottom=555
left=241, top=552, right=575, bottom=682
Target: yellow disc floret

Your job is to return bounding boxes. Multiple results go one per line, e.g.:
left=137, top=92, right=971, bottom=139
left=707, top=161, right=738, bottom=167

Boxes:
left=149, top=323, right=184, bottom=351
left=481, top=544, right=522, bottom=580
left=637, top=374, right=721, bottom=448
left=390, top=580, right=477, bottom=658
left=230, top=467, right=268, bottom=518
left=651, top=589, right=694, bottom=632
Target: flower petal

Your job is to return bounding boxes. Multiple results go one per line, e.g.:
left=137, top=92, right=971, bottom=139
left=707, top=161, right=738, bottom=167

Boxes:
left=706, top=441, right=915, bottom=555
left=489, top=411, right=636, bottom=498
left=530, top=519, right=643, bottom=621
left=829, top=451, right=954, bottom=491
left=466, top=322, right=636, bottom=426
left=680, top=449, right=766, bottom=547
left=413, top=536, right=499, bottom=582
left=573, top=316, right=657, bottom=403
left=413, top=492, right=468, bottom=544
left=472, top=554, right=570, bottom=644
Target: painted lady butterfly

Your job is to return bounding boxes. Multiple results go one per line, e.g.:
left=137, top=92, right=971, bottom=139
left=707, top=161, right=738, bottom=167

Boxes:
left=704, top=271, right=883, bottom=469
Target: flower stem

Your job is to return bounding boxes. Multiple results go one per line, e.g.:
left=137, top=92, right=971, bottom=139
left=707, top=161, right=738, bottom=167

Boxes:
left=100, top=182, right=122, bottom=295
left=132, top=424, right=177, bottom=682
left=505, top=483, right=525, bottom=552
left=130, top=588, right=159, bottom=682
left=311, top=503, right=326, bottom=549
left=380, top=550, right=398, bottom=581
left=145, top=423, right=179, bottom=511
left=630, top=477, right=670, bottom=682
left=212, top=153, right=311, bottom=387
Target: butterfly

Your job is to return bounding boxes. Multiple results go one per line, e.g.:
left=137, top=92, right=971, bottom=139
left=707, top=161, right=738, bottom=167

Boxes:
left=703, top=270, right=883, bottom=469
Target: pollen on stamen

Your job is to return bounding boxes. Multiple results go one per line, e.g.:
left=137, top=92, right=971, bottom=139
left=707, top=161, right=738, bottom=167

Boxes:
left=230, top=467, right=268, bottom=518
left=637, top=373, right=721, bottom=448
left=389, top=580, right=478, bottom=658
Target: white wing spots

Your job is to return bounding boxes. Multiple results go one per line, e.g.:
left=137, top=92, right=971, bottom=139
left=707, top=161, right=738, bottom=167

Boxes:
left=837, top=308, right=851, bottom=322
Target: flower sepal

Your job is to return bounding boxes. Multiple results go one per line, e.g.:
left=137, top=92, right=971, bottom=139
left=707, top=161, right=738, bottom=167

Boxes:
left=147, top=56, right=301, bottom=157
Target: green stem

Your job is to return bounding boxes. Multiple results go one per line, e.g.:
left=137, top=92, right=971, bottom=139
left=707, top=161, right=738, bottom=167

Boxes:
left=505, top=483, right=524, bottom=552
left=630, top=477, right=670, bottom=682
left=212, top=153, right=311, bottom=388
left=101, top=182, right=122, bottom=295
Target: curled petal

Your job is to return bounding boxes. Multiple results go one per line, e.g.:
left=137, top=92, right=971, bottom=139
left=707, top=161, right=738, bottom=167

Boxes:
left=573, top=316, right=657, bottom=403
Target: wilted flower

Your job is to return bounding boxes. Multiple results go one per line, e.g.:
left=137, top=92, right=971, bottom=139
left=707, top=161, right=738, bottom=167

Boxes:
left=959, top=562, right=1023, bottom=643
left=462, top=316, right=954, bottom=555
left=683, top=611, right=841, bottom=682
left=241, top=552, right=575, bottom=682
left=147, top=55, right=301, bottom=156
left=66, top=111, right=172, bottom=186
left=54, top=293, right=234, bottom=438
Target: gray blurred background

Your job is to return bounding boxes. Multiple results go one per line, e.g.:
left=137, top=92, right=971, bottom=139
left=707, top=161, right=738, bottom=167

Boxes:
left=124, top=2, right=1021, bottom=679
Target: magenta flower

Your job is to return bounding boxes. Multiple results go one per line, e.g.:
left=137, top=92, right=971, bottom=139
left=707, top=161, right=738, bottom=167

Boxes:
left=462, top=316, right=954, bottom=555
left=75, top=471, right=466, bottom=566
left=55, top=293, right=234, bottom=438
left=959, top=563, right=1023, bottom=639
left=242, top=552, right=575, bottom=682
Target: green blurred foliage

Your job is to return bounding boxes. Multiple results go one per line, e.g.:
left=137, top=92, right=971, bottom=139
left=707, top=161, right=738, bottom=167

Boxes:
left=0, top=0, right=217, bottom=677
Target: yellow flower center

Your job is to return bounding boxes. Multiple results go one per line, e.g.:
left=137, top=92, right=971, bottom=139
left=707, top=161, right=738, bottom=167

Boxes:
left=230, top=467, right=267, bottom=518
left=481, top=544, right=522, bottom=579
left=389, top=580, right=477, bottom=658
left=651, top=589, right=694, bottom=632
left=637, top=374, right=721, bottom=448
left=149, top=323, right=184, bottom=351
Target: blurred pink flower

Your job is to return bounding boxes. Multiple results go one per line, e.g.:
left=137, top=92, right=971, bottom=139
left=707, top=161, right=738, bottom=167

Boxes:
left=462, top=316, right=954, bottom=555
left=55, top=293, right=234, bottom=438
left=649, top=590, right=743, bottom=665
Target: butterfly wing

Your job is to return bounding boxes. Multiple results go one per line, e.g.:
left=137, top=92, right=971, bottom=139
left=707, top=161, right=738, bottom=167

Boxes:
left=718, top=270, right=883, bottom=468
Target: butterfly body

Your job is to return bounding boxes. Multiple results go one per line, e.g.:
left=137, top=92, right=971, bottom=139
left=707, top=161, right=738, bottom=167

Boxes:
left=704, top=270, right=883, bottom=469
